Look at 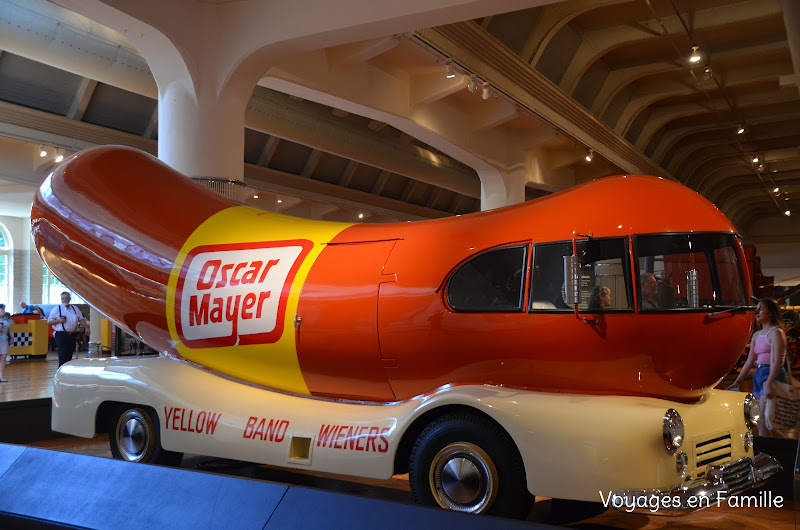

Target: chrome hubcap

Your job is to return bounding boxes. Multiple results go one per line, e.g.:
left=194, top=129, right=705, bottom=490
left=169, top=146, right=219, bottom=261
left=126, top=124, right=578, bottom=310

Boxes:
left=441, top=457, right=482, bottom=504
left=430, top=442, right=497, bottom=513
left=117, top=410, right=152, bottom=462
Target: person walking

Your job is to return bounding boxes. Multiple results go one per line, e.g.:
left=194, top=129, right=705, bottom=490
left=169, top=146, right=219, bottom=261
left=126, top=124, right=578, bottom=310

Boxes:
left=728, top=297, right=788, bottom=436
left=47, top=291, right=90, bottom=367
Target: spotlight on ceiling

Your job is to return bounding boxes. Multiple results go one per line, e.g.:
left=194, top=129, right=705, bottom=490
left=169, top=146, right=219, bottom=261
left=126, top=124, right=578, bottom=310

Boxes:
left=253, top=192, right=259, bottom=199
left=358, top=213, right=364, bottom=219
left=444, top=59, right=455, bottom=79
left=774, top=187, right=780, bottom=194
left=689, top=45, right=701, bottom=64
left=54, top=148, right=64, bottom=163
left=482, top=81, right=490, bottom=100
left=785, top=210, right=791, bottom=217
left=752, top=155, right=759, bottom=164
left=736, top=124, right=745, bottom=135
left=702, top=65, right=712, bottom=81
left=39, top=144, right=47, bottom=157
left=467, top=75, right=478, bottom=93
left=276, top=196, right=283, bottom=203
left=585, top=148, right=594, bottom=162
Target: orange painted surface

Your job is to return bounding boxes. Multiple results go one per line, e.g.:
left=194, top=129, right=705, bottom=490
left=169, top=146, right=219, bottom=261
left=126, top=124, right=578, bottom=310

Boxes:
left=325, top=175, right=750, bottom=401
left=33, top=147, right=751, bottom=402
left=296, top=240, right=397, bottom=401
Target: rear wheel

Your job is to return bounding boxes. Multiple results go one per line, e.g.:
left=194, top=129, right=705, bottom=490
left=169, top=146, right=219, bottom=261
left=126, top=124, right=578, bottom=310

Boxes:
left=409, top=413, right=533, bottom=519
left=109, top=406, right=182, bottom=466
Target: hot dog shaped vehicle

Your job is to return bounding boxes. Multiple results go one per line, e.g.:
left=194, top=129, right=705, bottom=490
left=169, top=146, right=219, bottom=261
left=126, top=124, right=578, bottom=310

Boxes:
left=34, top=146, right=779, bottom=518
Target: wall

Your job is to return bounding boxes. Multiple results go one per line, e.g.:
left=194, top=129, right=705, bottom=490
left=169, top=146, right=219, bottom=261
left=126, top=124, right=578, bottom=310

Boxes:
left=0, top=214, right=43, bottom=311
left=747, top=216, right=800, bottom=287
left=757, top=242, right=800, bottom=286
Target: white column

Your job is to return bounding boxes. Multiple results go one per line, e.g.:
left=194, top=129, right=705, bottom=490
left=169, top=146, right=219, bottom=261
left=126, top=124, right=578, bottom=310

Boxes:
left=158, top=82, right=247, bottom=181
left=89, top=307, right=101, bottom=344
left=479, top=167, right=528, bottom=210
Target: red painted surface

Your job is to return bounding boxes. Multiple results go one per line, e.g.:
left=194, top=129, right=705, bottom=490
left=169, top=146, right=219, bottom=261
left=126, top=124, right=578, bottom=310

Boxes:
left=31, top=146, right=234, bottom=349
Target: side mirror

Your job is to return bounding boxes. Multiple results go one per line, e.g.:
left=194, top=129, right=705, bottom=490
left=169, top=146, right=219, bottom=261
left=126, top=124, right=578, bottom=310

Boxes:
left=686, top=269, right=699, bottom=308
left=564, top=254, right=580, bottom=306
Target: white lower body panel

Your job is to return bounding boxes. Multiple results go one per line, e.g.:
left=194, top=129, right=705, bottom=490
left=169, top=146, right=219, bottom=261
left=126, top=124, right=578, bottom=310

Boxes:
left=52, top=356, right=757, bottom=502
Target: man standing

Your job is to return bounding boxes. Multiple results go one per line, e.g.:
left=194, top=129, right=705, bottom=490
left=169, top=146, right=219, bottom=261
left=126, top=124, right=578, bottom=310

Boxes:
left=20, top=301, right=45, bottom=318
left=47, top=292, right=90, bottom=367
left=640, top=273, right=659, bottom=310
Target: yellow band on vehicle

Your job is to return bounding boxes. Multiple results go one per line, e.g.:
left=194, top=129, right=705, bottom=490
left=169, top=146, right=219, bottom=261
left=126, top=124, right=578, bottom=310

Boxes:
left=166, top=206, right=352, bottom=394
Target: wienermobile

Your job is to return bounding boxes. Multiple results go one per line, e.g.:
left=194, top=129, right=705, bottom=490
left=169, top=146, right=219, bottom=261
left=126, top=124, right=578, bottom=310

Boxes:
left=34, top=146, right=779, bottom=518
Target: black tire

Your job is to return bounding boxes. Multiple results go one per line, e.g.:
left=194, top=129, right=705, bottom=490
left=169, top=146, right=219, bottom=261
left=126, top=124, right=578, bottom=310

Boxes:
left=408, top=413, right=533, bottom=519
left=109, top=406, right=183, bottom=466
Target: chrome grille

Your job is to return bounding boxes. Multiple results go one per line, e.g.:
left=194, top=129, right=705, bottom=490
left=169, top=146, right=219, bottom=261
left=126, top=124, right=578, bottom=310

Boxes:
left=721, top=458, right=754, bottom=494
left=694, top=432, right=732, bottom=473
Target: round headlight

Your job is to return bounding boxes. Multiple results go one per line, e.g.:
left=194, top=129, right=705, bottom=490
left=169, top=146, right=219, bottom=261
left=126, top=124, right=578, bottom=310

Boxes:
left=744, top=393, right=760, bottom=428
left=663, top=408, right=684, bottom=454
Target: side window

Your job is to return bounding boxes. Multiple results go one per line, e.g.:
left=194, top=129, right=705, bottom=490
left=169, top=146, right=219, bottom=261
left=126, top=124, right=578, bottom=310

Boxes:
left=530, top=238, right=630, bottom=312
left=579, top=238, right=631, bottom=311
left=530, top=242, right=571, bottom=310
left=447, top=246, right=527, bottom=312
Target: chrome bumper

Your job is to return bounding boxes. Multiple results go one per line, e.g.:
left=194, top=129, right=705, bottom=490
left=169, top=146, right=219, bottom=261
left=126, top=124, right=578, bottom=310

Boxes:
left=610, top=453, right=782, bottom=515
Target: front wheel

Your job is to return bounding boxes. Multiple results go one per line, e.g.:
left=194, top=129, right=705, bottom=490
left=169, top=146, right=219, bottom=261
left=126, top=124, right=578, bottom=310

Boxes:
left=408, top=413, right=533, bottom=519
left=109, top=406, right=182, bottom=466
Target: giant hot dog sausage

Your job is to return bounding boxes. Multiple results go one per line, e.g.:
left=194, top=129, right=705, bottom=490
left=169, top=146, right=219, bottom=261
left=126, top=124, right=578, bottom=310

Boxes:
left=32, top=146, right=752, bottom=401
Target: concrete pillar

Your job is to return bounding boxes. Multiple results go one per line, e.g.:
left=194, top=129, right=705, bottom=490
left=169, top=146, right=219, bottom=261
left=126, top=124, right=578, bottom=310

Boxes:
left=158, top=82, right=248, bottom=181
left=28, top=248, right=44, bottom=304
left=89, top=307, right=102, bottom=344
left=479, top=167, right=527, bottom=210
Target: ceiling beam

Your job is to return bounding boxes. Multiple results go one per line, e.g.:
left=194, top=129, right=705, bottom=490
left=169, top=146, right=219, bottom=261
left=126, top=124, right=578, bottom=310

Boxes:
left=66, top=78, right=97, bottom=121
left=244, top=163, right=447, bottom=220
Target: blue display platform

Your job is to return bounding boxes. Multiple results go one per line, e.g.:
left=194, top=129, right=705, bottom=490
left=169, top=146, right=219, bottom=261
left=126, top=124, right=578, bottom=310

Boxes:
left=0, top=444, right=547, bottom=529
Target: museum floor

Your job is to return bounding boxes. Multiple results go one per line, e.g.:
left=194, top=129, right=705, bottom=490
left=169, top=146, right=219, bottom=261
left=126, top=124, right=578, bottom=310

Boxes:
left=2, top=351, right=797, bottom=528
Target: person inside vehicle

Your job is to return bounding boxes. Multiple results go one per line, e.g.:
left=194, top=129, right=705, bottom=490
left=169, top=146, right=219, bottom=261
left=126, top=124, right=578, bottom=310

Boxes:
left=588, top=285, right=611, bottom=310
left=640, top=272, right=659, bottom=309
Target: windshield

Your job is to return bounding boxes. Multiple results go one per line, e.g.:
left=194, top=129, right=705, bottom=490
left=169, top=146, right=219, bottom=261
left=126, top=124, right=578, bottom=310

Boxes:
left=634, top=233, right=747, bottom=311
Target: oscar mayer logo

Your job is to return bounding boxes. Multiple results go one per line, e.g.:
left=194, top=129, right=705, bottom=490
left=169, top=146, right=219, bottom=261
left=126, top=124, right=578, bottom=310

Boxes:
left=175, top=240, right=313, bottom=348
